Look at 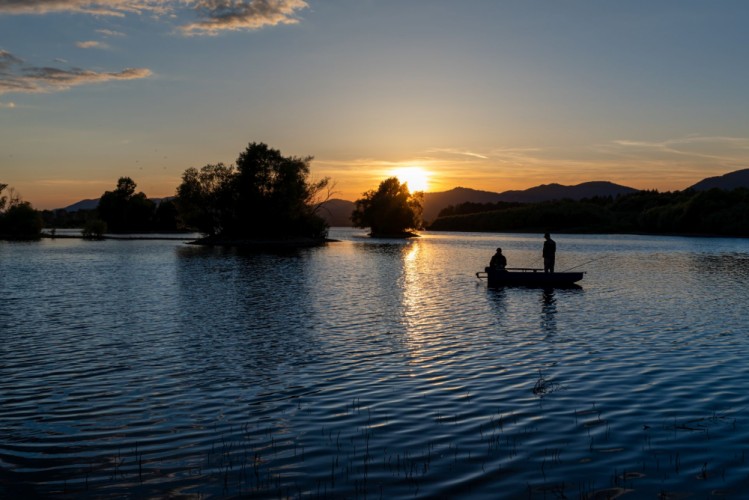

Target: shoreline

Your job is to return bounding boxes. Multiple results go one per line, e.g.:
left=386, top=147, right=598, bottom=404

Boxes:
left=189, top=236, right=338, bottom=248
left=33, top=232, right=340, bottom=246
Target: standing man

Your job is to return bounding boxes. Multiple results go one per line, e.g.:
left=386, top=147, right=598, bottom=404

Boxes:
left=542, top=233, right=556, bottom=273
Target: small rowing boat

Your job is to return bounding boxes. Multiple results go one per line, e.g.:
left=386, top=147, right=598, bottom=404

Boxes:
left=476, top=267, right=584, bottom=288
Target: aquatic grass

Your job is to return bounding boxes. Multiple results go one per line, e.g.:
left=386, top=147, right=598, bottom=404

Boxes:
left=11, top=386, right=743, bottom=499
left=33, top=395, right=745, bottom=499
left=532, top=369, right=562, bottom=398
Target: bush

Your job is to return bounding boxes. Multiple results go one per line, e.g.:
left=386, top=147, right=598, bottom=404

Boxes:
left=1, top=202, right=43, bottom=239
left=352, top=177, right=423, bottom=236
left=82, top=219, right=107, bottom=240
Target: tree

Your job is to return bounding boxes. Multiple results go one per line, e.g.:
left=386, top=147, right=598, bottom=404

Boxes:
left=153, top=198, right=179, bottom=231
left=351, top=177, right=423, bottom=236
left=0, top=184, right=43, bottom=239
left=97, top=177, right=155, bottom=232
left=175, top=142, right=331, bottom=240
left=82, top=219, right=107, bottom=239
left=175, top=163, right=236, bottom=236
left=233, top=142, right=330, bottom=238
left=0, top=183, right=8, bottom=212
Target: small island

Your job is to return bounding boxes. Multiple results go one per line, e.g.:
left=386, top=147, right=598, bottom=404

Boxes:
left=175, top=142, right=334, bottom=248
left=351, top=177, right=423, bottom=238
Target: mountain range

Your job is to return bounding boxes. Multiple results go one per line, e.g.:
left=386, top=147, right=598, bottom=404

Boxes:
left=58, top=168, right=749, bottom=227
left=318, top=168, right=749, bottom=226
left=320, top=181, right=639, bottom=226
left=59, top=197, right=171, bottom=212
left=688, top=168, right=749, bottom=191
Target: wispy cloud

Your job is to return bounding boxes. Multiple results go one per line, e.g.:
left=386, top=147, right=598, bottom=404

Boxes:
left=0, top=49, right=23, bottom=69
left=0, top=50, right=152, bottom=95
left=180, top=0, right=309, bottom=35
left=426, top=148, right=490, bottom=160
left=0, top=0, right=170, bottom=17
left=76, top=40, right=108, bottom=49
left=600, top=135, right=749, bottom=165
left=96, top=28, right=126, bottom=37
left=0, top=0, right=309, bottom=34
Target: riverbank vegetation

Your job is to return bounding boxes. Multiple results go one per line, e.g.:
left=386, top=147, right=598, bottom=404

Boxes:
left=352, top=177, right=423, bottom=237
left=8, top=169, right=749, bottom=242
left=98, top=177, right=180, bottom=233
left=175, top=142, right=331, bottom=244
left=428, top=188, right=749, bottom=237
left=41, top=178, right=180, bottom=234
left=0, top=184, right=43, bottom=239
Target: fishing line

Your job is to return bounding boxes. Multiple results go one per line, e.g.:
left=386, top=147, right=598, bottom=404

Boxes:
left=526, top=256, right=543, bottom=268
left=561, top=254, right=609, bottom=272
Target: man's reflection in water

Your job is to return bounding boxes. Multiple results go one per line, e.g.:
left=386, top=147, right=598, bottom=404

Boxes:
left=487, top=287, right=507, bottom=308
left=541, top=288, right=557, bottom=337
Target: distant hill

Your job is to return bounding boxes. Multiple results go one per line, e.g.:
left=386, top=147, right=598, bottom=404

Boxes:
left=62, top=198, right=99, bottom=212
left=60, top=197, right=172, bottom=212
left=689, top=168, right=749, bottom=191
left=422, top=182, right=638, bottom=223
left=318, top=199, right=355, bottom=227
left=422, top=188, right=505, bottom=223
left=495, top=181, right=639, bottom=203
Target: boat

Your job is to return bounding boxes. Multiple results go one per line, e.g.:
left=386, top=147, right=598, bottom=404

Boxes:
left=476, top=267, right=584, bottom=288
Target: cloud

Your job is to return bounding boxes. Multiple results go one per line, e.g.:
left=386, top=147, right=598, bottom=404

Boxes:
left=96, top=29, right=126, bottom=37
left=426, top=148, right=490, bottom=160
left=0, top=50, right=152, bottom=95
left=180, top=0, right=309, bottom=35
left=602, top=135, right=749, bottom=164
left=0, top=49, right=23, bottom=70
left=0, top=0, right=170, bottom=17
left=76, top=40, right=108, bottom=49
left=0, top=0, right=309, bottom=34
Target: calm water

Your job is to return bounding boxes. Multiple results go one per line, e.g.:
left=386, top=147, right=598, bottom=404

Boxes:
left=2, top=229, right=748, bottom=498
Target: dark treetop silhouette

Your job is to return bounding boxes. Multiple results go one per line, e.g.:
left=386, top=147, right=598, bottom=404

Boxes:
left=0, top=183, right=43, bottom=239
left=351, top=177, right=423, bottom=237
left=98, top=177, right=155, bottom=233
left=428, top=188, right=749, bottom=237
left=175, top=142, right=331, bottom=244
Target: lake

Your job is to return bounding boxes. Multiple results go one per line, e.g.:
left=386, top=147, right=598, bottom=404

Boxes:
left=2, top=228, right=748, bottom=498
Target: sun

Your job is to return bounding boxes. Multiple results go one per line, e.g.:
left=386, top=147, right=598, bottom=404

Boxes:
left=390, top=167, right=430, bottom=193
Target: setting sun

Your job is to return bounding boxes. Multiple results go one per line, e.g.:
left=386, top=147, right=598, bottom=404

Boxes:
left=390, top=167, right=430, bottom=193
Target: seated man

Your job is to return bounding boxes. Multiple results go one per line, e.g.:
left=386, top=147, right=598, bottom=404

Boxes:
left=489, top=247, right=507, bottom=271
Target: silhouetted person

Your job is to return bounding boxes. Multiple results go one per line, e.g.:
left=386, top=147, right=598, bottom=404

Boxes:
left=542, top=233, right=556, bottom=273
left=490, top=247, right=507, bottom=271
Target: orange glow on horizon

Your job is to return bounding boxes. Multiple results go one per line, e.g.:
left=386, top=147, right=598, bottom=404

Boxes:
left=389, top=166, right=430, bottom=193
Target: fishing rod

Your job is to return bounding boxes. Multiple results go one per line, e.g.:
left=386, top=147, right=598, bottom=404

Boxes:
left=525, top=256, right=543, bottom=268
left=561, top=254, right=609, bottom=272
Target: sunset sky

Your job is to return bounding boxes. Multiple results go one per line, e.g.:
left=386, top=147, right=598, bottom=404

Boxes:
left=2, top=1, right=749, bottom=209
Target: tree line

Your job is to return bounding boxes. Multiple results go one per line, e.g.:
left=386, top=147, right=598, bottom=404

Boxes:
left=428, top=188, right=749, bottom=237
left=0, top=184, right=43, bottom=239
left=13, top=139, right=746, bottom=241
left=27, top=142, right=423, bottom=242
left=4, top=142, right=343, bottom=242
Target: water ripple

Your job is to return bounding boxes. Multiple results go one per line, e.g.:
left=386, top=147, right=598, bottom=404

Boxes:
left=2, top=232, right=749, bottom=497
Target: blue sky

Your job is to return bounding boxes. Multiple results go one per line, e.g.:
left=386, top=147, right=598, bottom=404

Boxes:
left=2, top=1, right=749, bottom=209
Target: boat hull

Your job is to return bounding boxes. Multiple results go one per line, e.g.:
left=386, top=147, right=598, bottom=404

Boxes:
left=480, top=267, right=584, bottom=288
